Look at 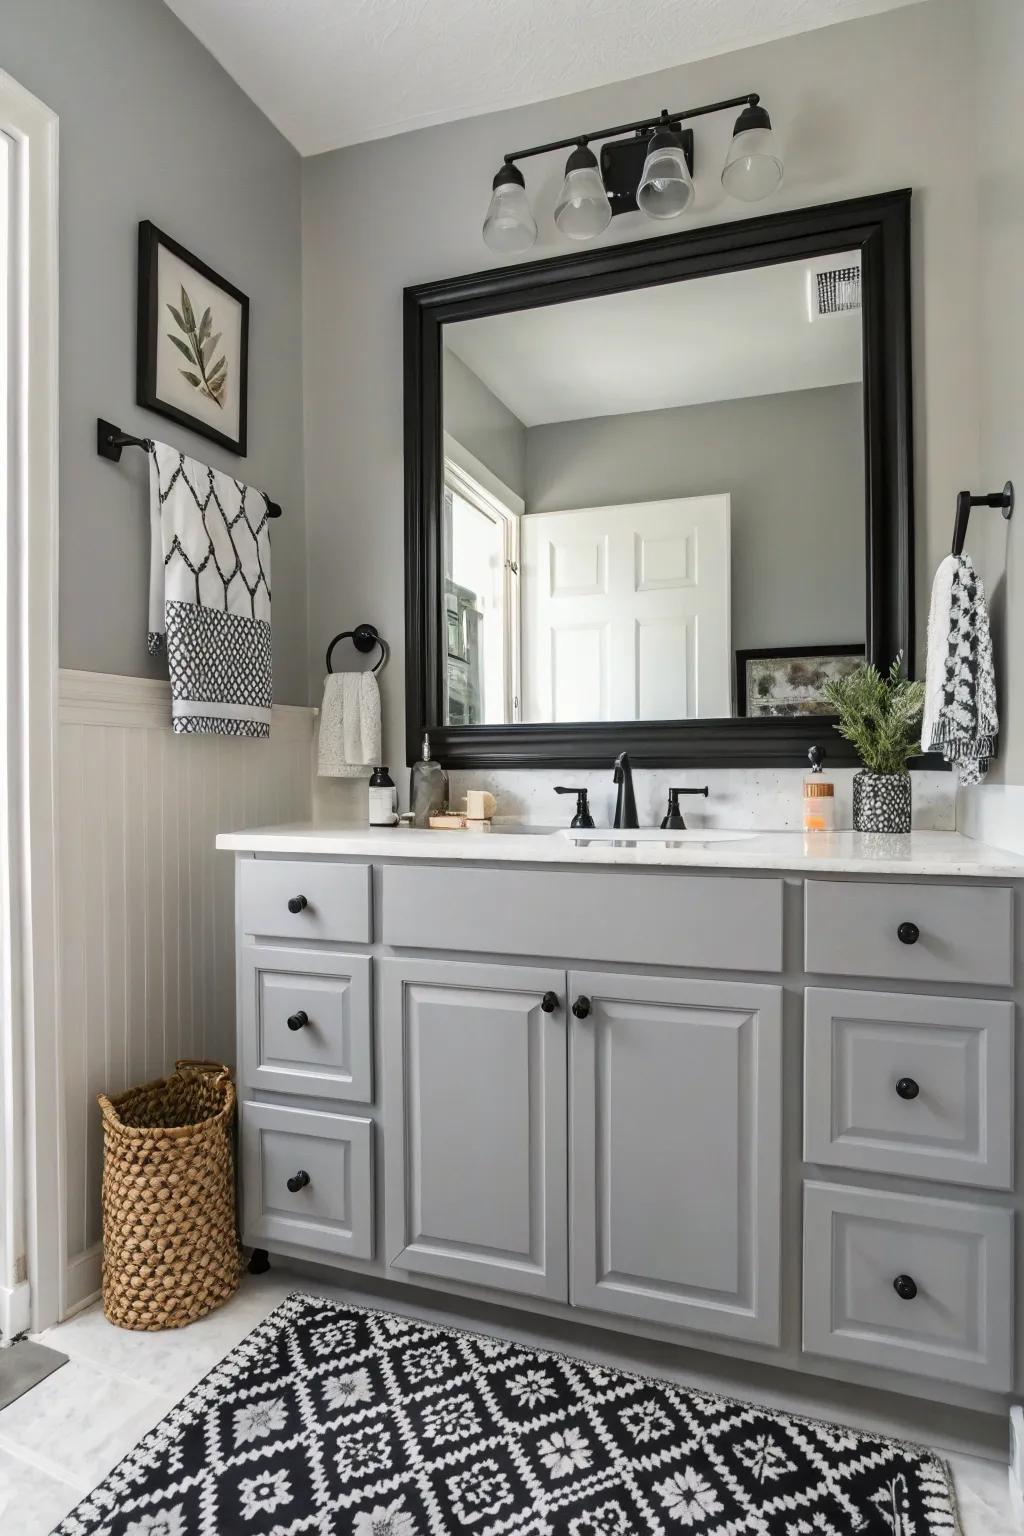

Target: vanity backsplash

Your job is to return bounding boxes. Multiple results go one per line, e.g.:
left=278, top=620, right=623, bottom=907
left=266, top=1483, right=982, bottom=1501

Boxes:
left=314, top=766, right=956, bottom=832
left=448, top=769, right=955, bottom=832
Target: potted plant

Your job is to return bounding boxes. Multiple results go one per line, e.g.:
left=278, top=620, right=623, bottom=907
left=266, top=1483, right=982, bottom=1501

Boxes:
left=822, top=656, right=925, bottom=833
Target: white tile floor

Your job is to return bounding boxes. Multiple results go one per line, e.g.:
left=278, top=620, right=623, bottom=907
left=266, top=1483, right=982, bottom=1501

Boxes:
left=0, top=1271, right=1017, bottom=1535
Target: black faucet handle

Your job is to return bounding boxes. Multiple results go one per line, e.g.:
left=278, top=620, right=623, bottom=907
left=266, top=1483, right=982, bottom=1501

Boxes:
left=555, top=786, right=595, bottom=829
left=669, top=786, right=709, bottom=798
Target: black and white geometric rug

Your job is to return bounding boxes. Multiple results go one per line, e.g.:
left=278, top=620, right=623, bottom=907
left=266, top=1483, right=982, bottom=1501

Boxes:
left=54, top=1292, right=959, bottom=1535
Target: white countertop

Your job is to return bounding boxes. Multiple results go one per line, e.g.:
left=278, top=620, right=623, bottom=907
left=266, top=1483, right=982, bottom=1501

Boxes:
left=215, top=822, right=1024, bottom=878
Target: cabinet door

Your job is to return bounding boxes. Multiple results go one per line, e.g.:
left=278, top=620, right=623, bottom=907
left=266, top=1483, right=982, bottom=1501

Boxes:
left=382, top=958, right=567, bottom=1300
left=570, top=970, right=782, bottom=1343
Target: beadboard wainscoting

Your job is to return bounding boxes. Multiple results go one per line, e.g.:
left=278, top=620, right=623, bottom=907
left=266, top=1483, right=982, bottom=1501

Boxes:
left=57, top=671, right=315, bottom=1313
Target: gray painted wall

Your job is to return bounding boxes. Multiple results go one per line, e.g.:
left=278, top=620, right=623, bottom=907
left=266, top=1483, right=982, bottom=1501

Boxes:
left=524, top=384, right=864, bottom=655
left=443, top=350, right=526, bottom=498
left=3, top=0, right=308, bottom=702
left=974, top=0, right=1024, bottom=783
left=301, top=0, right=981, bottom=763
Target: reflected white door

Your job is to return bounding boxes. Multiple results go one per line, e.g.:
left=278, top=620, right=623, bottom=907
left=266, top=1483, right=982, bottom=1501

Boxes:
left=521, top=495, right=731, bottom=722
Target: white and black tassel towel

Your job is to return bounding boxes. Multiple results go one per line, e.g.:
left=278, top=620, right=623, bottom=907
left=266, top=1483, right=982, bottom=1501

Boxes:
left=148, top=442, right=273, bottom=737
left=922, top=553, right=997, bottom=784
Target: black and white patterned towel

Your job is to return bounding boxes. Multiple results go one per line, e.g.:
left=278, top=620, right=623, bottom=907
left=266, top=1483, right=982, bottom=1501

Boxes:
left=148, top=443, right=273, bottom=737
left=922, top=552, right=997, bottom=784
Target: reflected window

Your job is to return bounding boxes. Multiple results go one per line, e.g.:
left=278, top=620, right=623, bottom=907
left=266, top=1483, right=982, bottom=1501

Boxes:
left=443, top=463, right=520, bottom=726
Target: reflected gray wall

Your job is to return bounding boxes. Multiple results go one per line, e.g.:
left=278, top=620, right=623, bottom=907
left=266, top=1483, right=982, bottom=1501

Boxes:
left=524, top=384, right=865, bottom=654
left=3, top=0, right=308, bottom=701
left=443, top=351, right=526, bottom=498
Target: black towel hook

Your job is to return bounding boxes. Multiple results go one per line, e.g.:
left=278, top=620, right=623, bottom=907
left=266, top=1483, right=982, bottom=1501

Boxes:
left=951, top=481, right=1014, bottom=556
left=325, top=623, right=389, bottom=675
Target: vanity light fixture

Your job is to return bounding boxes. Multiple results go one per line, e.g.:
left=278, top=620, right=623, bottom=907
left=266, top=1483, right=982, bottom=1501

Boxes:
left=720, top=102, right=783, bottom=202
left=482, top=92, right=782, bottom=253
left=636, top=123, right=695, bottom=220
left=553, top=144, right=612, bottom=241
left=481, top=162, right=538, bottom=255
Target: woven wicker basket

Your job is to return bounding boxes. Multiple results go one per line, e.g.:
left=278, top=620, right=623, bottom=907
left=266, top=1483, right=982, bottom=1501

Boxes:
left=97, top=1059, right=242, bottom=1331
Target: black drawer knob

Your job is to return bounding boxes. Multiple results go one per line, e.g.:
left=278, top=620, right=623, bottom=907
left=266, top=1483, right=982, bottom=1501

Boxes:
left=287, top=894, right=308, bottom=914
left=895, top=1076, right=920, bottom=1101
left=571, top=996, right=592, bottom=1019
left=540, top=991, right=559, bottom=1013
left=286, top=1170, right=310, bottom=1193
left=893, top=1273, right=918, bottom=1301
left=287, top=1010, right=309, bottom=1032
left=897, top=921, right=920, bottom=946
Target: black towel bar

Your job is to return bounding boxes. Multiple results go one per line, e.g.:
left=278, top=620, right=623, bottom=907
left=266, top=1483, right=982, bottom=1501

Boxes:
left=96, top=417, right=283, bottom=518
left=951, top=481, right=1013, bottom=556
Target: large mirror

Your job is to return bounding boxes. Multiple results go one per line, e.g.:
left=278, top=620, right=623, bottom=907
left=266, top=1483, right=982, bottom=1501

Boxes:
left=405, top=192, right=912, bottom=767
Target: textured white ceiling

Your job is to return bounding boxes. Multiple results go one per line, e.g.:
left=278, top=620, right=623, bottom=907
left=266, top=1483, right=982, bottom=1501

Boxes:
left=445, top=254, right=863, bottom=426
left=162, top=0, right=927, bottom=156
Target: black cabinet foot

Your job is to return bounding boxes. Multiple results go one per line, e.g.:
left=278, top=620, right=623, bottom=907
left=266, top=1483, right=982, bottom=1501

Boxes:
left=247, top=1248, right=271, bottom=1275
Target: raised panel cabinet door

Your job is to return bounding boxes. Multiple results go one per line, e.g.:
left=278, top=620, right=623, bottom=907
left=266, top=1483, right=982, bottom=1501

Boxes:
left=570, top=971, right=782, bottom=1343
left=803, top=1182, right=1013, bottom=1391
left=241, top=946, right=373, bottom=1103
left=241, top=1101, right=373, bottom=1260
left=804, top=988, right=1014, bottom=1188
left=382, top=958, right=568, bottom=1300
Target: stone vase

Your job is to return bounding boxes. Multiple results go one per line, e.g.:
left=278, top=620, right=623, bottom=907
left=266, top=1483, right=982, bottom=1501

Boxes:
left=852, top=770, right=912, bottom=834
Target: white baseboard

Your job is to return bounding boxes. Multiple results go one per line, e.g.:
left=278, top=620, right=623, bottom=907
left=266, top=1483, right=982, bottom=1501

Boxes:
left=0, top=1279, right=31, bottom=1340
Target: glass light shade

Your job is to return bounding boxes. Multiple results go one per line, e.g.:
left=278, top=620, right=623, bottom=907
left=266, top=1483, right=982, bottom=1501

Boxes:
left=721, top=124, right=783, bottom=202
left=554, top=149, right=612, bottom=241
left=482, top=177, right=537, bottom=254
left=636, top=134, right=694, bottom=220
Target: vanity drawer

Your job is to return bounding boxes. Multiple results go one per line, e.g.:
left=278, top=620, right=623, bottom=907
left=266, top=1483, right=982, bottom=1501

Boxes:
left=804, top=988, right=1014, bottom=1188
left=382, top=865, right=783, bottom=972
left=241, top=947, right=372, bottom=1103
left=804, top=880, right=1013, bottom=986
left=239, top=857, right=372, bottom=944
left=802, top=1182, right=1013, bottom=1391
left=240, top=1102, right=373, bottom=1259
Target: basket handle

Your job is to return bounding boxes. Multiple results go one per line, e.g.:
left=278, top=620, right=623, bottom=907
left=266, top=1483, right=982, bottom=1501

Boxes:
left=175, top=1058, right=232, bottom=1083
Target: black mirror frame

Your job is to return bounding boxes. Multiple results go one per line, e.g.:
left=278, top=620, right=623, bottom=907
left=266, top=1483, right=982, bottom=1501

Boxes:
left=404, top=189, right=914, bottom=768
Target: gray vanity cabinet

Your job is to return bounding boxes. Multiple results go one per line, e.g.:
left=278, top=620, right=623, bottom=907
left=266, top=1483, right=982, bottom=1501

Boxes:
left=569, top=971, right=783, bottom=1343
left=382, top=957, right=568, bottom=1301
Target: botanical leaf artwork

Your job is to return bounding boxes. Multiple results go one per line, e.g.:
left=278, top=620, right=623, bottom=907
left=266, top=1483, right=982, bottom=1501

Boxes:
left=167, top=284, right=227, bottom=409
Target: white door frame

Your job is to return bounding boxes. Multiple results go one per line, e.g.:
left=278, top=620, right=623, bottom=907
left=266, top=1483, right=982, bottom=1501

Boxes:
left=0, top=71, right=61, bottom=1335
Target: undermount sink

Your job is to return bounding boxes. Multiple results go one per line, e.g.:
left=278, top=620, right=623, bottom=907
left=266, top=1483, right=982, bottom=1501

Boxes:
left=560, top=827, right=758, bottom=844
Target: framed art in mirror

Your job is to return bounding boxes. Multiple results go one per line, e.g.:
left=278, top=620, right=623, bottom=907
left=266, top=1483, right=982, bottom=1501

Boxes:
left=404, top=190, right=914, bottom=768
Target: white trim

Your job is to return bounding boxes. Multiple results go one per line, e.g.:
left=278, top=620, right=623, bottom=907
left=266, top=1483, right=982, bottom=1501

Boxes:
left=443, top=431, right=524, bottom=518
left=0, top=1278, right=30, bottom=1339
left=59, top=669, right=314, bottom=741
left=0, top=72, right=60, bottom=1333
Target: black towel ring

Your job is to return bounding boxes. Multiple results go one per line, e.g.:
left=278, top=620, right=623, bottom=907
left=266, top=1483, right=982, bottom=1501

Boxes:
left=325, top=623, right=389, bottom=675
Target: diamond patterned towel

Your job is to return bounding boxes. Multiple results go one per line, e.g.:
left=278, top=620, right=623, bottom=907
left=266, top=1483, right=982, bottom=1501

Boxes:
left=148, top=442, right=273, bottom=737
left=922, top=552, right=997, bottom=784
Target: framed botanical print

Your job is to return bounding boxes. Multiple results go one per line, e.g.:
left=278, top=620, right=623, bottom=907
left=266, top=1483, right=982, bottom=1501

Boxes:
left=736, top=644, right=865, bottom=717
left=136, top=221, right=249, bottom=455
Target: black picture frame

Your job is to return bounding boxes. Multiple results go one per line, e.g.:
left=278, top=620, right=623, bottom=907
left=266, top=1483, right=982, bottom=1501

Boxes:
left=137, top=221, right=249, bottom=456
left=404, top=189, right=916, bottom=769
left=735, top=644, right=866, bottom=718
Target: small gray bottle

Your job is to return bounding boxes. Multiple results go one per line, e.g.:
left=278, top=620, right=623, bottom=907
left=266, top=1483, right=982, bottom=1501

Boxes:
left=410, top=732, right=448, bottom=828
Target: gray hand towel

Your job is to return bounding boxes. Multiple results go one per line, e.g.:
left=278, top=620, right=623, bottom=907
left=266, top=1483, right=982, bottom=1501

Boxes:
left=317, top=672, right=382, bottom=776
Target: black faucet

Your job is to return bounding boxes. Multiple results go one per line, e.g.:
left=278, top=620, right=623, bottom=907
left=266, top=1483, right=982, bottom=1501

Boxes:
left=612, top=752, right=639, bottom=829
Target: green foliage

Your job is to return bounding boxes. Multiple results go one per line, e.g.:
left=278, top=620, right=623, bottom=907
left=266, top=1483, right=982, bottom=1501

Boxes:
left=166, top=285, right=227, bottom=410
left=821, top=654, right=925, bottom=775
